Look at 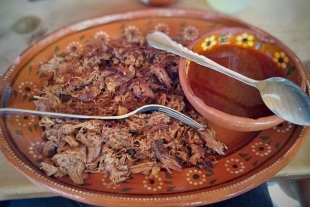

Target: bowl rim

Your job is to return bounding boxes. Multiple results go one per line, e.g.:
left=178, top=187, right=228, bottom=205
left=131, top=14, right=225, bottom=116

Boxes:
left=179, top=27, right=307, bottom=131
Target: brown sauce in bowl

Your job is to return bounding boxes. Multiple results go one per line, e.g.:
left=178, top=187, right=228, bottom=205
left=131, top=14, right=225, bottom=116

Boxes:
left=188, top=44, right=285, bottom=119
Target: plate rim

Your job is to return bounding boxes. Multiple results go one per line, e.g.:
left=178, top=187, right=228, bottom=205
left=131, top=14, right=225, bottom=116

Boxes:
left=0, top=8, right=309, bottom=206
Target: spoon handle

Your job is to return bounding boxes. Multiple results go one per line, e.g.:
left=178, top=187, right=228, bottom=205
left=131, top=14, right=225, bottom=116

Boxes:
left=146, top=31, right=259, bottom=88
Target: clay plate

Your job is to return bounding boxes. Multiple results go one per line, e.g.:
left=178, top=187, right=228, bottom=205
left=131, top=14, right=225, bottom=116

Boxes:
left=0, top=9, right=309, bottom=207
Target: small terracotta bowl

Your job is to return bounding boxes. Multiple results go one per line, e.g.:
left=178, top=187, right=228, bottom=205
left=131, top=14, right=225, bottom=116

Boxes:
left=179, top=27, right=307, bottom=131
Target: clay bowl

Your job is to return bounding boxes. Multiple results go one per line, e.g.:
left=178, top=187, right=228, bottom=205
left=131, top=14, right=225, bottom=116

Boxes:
left=179, top=27, right=307, bottom=131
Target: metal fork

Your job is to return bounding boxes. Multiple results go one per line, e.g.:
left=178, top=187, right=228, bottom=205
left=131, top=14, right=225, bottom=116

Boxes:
left=0, top=104, right=204, bottom=129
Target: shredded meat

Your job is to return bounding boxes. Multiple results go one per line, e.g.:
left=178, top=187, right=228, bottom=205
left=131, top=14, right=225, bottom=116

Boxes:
left=52, top=147, right=87, bottom=184
left=36, top=35, right=226, bottom=185
left=42, top=140, right=58, bottom=158
left=41, top=160, right=59, bottom=176
left=151, top=139, right=182, bottom=173
left=197, top=128, right=227, bottom=155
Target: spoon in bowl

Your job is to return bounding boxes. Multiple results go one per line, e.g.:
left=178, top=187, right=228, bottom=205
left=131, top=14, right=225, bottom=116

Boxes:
left=146, top=31, right=310, bottom=126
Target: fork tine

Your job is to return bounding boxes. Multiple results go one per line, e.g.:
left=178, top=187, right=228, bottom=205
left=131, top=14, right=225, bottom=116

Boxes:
left=170, top=113, right=203, bottom=129
left=168, top=113, right=202, bottom=129
left=162, top=109, right=200, bottom=127
left=132, top=104, right=203, bottom=129
left=163, top=111, right=202, bottom=129
left=157, top=107, right=204, bottom=129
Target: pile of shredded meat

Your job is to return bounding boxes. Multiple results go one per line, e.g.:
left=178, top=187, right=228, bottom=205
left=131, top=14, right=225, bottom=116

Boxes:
left=36, top=34, right=227, bottom=185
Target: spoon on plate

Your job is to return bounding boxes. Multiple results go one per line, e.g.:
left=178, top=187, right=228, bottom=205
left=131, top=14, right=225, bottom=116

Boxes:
left=146, top=31, right=310, bottom=126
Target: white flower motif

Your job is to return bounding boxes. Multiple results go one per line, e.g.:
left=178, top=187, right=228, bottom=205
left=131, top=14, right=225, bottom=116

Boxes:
left=154, top=23, right=170, bottom=35
left=28, top=141, right=44, bottom=159
left=225, top=158, right=245, bottom=174
left=18, top=81, right=39, bottom=96
left=124, top=25, right=141, bottom=38
left=123, top=25, right=142, bottom=43
left=186, top=169, right=206, bottom=185
left=142, top=175, right=163, bottom=191
left=182, top=26, right=199, bottom=41
left=94, top=31, right=110, bottom=42
left=16, top=115, right=36, bottom=127
left=66, top=41, right=83, bottom=53
left=272, top=122, right=293, bottom=133
left=251, top=142, right=272, bottom=157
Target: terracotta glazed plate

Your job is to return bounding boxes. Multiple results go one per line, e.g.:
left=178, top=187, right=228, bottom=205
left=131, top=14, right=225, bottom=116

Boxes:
left=0, top=9, right=309, bottom=207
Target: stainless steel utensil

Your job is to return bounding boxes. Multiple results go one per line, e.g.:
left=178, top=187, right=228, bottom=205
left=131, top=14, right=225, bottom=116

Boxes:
left=0, top=104, right=204, bottom=129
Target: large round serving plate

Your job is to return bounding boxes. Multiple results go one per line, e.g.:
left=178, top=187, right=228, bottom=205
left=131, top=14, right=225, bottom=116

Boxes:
left=0, top=9, right=309, bottom=207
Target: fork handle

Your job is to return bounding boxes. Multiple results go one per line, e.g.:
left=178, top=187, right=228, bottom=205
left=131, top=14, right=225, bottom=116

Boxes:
left=0, top=105, right=164, bottom=120
left=0, top=108, right=127, bottom=120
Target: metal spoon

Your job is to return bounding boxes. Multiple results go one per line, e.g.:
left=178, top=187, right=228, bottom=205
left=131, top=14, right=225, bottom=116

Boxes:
left=146, top=31, right=310, bottom=126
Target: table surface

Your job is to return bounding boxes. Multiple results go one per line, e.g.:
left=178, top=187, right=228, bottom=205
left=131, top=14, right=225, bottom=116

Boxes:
left=0, top=0, right=310, bottom=201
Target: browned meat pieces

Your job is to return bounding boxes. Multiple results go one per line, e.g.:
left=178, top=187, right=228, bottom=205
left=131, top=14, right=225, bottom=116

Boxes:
left=100, top=146, right=130, bottom=184
left=42, top=141, right=58, bottom=158
left=130, top=161, right=155, bottom=174
left=197, top=128, right=227, bottom=155
left=34, top=37, right=182, bottom=116
left=151, top=139, right=182, bottom=173
left=41, top=160, right=59, bottom=176
left=150, top=64, right=172, bottom=89
left=39, top=111, right=224, bottom=184
left=131, top=78, right=155, bottom=101
left=52, top=147, right=87, bottom=184
left=188, top=144, right=205, bottom=165
left=37, top=35, right=226, bottom=185
left=76, top=130, right=103, bottom=163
